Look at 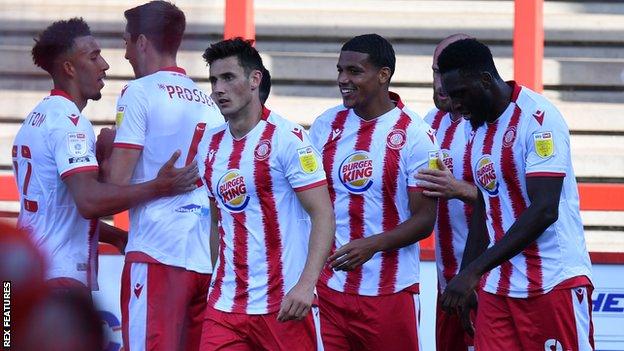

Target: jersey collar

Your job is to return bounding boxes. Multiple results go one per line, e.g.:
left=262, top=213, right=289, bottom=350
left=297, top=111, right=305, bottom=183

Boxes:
left=50, top=89, right=73, bottom=101
left=261, top=106, right=271, bottom=121
left=507, top=80, right=522, bottom=103
left=159, top=66, right=187, bottom=75
left=389, top=91, right=404, bottom=110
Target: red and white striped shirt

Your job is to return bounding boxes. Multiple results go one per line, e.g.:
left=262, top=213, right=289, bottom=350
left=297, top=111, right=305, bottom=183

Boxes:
left=469, top=82, right=591, bottom=298
left=309, top=93, right=439, bottom=296
left=201, top=107, right=327, bottom=314
left=424, top=108, right=473, bottom=291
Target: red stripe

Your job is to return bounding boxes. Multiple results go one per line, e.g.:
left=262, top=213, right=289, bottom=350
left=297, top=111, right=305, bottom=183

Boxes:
left=319, top=110, right=349, bottom=286
left=185, top=123, right=207, bottom=165
left=203, top=130, right=226, bottom=196
left=253, top=123, right=284, bottom=312
left=481, top=121, right=513, bottom=296
left=378, top=112, right=412, bottom=294
left=207, top=207, right=228, bottom=308
left=344, top=118, right=378, bottom=294
left=436, top=118, right=461, bottom=284
left=121, top=263, right=131, bottom=351
left=293, top=179, right=327, bottom=192
left=228, top=139, right=249, bottom=313
left=461, top=125, right=474, bottom=251
left=60, top=165, right=99, bottom=180
left=429, top=109, right=446, bottom=131
left=503, top=106, right=543, bottom=296
left=113, top=142, right=144, bottom=150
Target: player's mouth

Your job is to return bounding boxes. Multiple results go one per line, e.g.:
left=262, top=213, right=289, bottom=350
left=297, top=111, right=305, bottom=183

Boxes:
left=217, top=98, right=230, bottom=107
left=339, top=86, right=356, bottom=98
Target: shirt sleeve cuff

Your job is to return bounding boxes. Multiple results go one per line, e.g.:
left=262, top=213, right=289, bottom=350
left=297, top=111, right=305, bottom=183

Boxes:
left=526, top=172, right=565, bottom=178
left=113, top=142, right=144, bottom=150
left=60, top=165, right=99, bottom=180
left=407, top=185, right=425, bottom=193
left=293, top=179, right=328, bottom=192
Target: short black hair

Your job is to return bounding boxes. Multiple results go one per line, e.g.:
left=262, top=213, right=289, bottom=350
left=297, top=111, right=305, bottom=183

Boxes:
left=259, top=68, right=271, bottom=105
left=32, top=18, right=91, bottom=74
left=437, top=38, right=500, bottom=78
left=124, top=1, right=185, bottom=55
left=341, top=34, right=396, bottom=78
left=202, top=37, right=266, bottom=75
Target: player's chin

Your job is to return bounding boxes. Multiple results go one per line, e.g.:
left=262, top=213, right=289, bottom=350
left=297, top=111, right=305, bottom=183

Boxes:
left=89, top=92, right=103, bottom=101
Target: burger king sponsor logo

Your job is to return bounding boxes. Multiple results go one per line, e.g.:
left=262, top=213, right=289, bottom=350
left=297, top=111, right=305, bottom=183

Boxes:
left=440, top=149, right=453, bottom=172
left=475, top=155, right=499, bottom=196
left=217, top=170, right=250, bottom=212
left=339, top=151, right=374, bottom=193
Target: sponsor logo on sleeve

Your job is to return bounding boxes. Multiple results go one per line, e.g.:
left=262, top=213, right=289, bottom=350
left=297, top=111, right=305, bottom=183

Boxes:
left=339, top=151, right=373, bottom=193
left=428, top=151, right=440, bottom=170
left=68, top=156, right=91, bottom=164
left=115, top=105, right=125, bottom=127
left=533, top=131, right=554, bottom=158
left=475, top=155, right=499, bottom=196
left=386, top=129, right=406, bottom=150
left=297, top=146, right=319, bottom=174
left=254, top=139, right=272, bottom=161
left=217, top=170, right=249, bottom=212
left=67, top=132, right=88, bottom=157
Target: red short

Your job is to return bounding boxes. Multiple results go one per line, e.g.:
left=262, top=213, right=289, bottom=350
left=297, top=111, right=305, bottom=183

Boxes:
left=475, top=280, right=594, bottom=351
left=120, top=262, right=211, bottom=351
left=436, top=292, right=474, bottom=351
left=199, top=305, right=321, bottom=351
left=317, top=283, right=421, bottom=351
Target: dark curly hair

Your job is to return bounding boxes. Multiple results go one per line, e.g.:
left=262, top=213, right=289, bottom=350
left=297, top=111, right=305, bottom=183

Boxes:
left=202, top=37, right=266, bottom=75
left=31, top=17, right=91, bottom=74
left=341, top=33, right=396, bottom=79
left=437, top=38, right=501, bottom=78
left=124, top=1, right=185, bottom=55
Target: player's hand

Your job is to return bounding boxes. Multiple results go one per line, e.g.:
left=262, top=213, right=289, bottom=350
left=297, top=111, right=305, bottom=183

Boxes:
left=155, top=150, right=200, bottom=196
left=277, top=282, right=314, bottom=322
left=328, top=236, right=378, bottom=271
left=440, top=267, right=480, bottom=314
left=415, top=157, right=462, bottom=199
left=459, top=290, right=477, bottom=337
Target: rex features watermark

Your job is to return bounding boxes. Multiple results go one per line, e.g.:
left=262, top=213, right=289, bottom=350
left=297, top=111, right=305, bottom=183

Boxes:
left=3, top=281, right=10, bottom=348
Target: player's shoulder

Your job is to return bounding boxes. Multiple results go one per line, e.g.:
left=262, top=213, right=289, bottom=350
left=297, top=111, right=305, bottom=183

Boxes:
left=266, top=110, right=305, bottom=134
left=203, top=121, right=228, bottom=140
left=422, top=107, right=443, bottom=125
left=400, top=105, right=429, bottom=132
left=314, top=104, right=348, bottom=124
left=517, top=85, right=567, bottom=128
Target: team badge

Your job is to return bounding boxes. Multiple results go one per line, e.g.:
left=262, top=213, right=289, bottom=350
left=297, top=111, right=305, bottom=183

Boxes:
left=428, top=151, right=440, bottom=170
left=254, top=139, right=272, bottom=161
left=297, top=146, right=319, bottom=174
left=339, top=151, right=374, bottom=193
left=503, top=126, right=517, bottom=148
left=217, top=170, right=249, bottom=212
left=67, top=132, right=88, bottom=157
left=533, top=131, right=554, bottom=158
left=116, top=105, right=125, bottom=127
left=475, top=155, right=499, bottom=196
left=386, top=129, right=406, bottom=150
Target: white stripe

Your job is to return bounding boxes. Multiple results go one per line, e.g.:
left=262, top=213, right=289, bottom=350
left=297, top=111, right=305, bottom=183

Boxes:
left=128, top=263, right=148, bottom=351
left=571, top=287, right=593, bottom=350
left=312, top=305, right=324, bottom=351
left=413, top=293, right=422, bottom=351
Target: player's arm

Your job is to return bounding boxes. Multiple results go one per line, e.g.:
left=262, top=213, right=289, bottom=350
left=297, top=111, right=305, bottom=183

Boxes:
left=415, top=157, right=478, bottom=203
left=329, top=191, right=436, bottom=271
left=209, top=200, right=219, bottom=268
left=277, top=185, right=335, bottom=322
left=64, top=150, right=198, bottom=219
left=98, top=221, right=128, bottom=254
left=441, top=176, right=563, bottom=310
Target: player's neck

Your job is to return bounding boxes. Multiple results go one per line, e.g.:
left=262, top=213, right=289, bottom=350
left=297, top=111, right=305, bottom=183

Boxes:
left=353, top=92, right=396, bottom=121
left=227, top=99, right=263, bottom=139
left=140, top=53, right=178, bottom=77
left=487, top=80, right=513, bottom=122
left=53, top=80, right=87, bottom=112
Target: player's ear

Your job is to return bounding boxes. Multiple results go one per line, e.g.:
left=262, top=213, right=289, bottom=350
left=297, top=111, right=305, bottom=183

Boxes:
left=480, top=71, right=493, bottom=89
left=61, top=58, right=76, bottom=78
left=378, top=67, right=391, bottom=85
left=136, top=34, right=148, bottom=52
left=249, top=69, right=262, bottom=90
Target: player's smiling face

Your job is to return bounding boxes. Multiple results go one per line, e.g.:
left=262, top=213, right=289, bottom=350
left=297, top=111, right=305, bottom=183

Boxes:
left=70, top=35, right=109, bottom=102
left=209, top=56, right=259, bottom=119
left=337, top=51, right=388, bottom=115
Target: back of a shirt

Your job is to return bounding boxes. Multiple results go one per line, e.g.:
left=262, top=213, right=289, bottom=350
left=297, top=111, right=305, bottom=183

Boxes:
left=114, top=68, right=224, bottom=273
left=12, top=90, right=100, bottom=288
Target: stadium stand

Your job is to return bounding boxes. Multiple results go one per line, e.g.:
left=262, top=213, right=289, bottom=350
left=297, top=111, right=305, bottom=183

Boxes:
left=1, top=0, right=623, bottom=258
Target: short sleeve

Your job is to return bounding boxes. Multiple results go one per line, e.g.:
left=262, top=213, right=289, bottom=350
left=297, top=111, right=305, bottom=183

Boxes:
left=50, top=120, right=99, bottom=180
left=114, top=83, right=148, bottom=149
left=279, top=125, right=327, bottom=192
left=406, top=124, right=441, bottom=191
left=524, top=107, right=569, bottom=177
